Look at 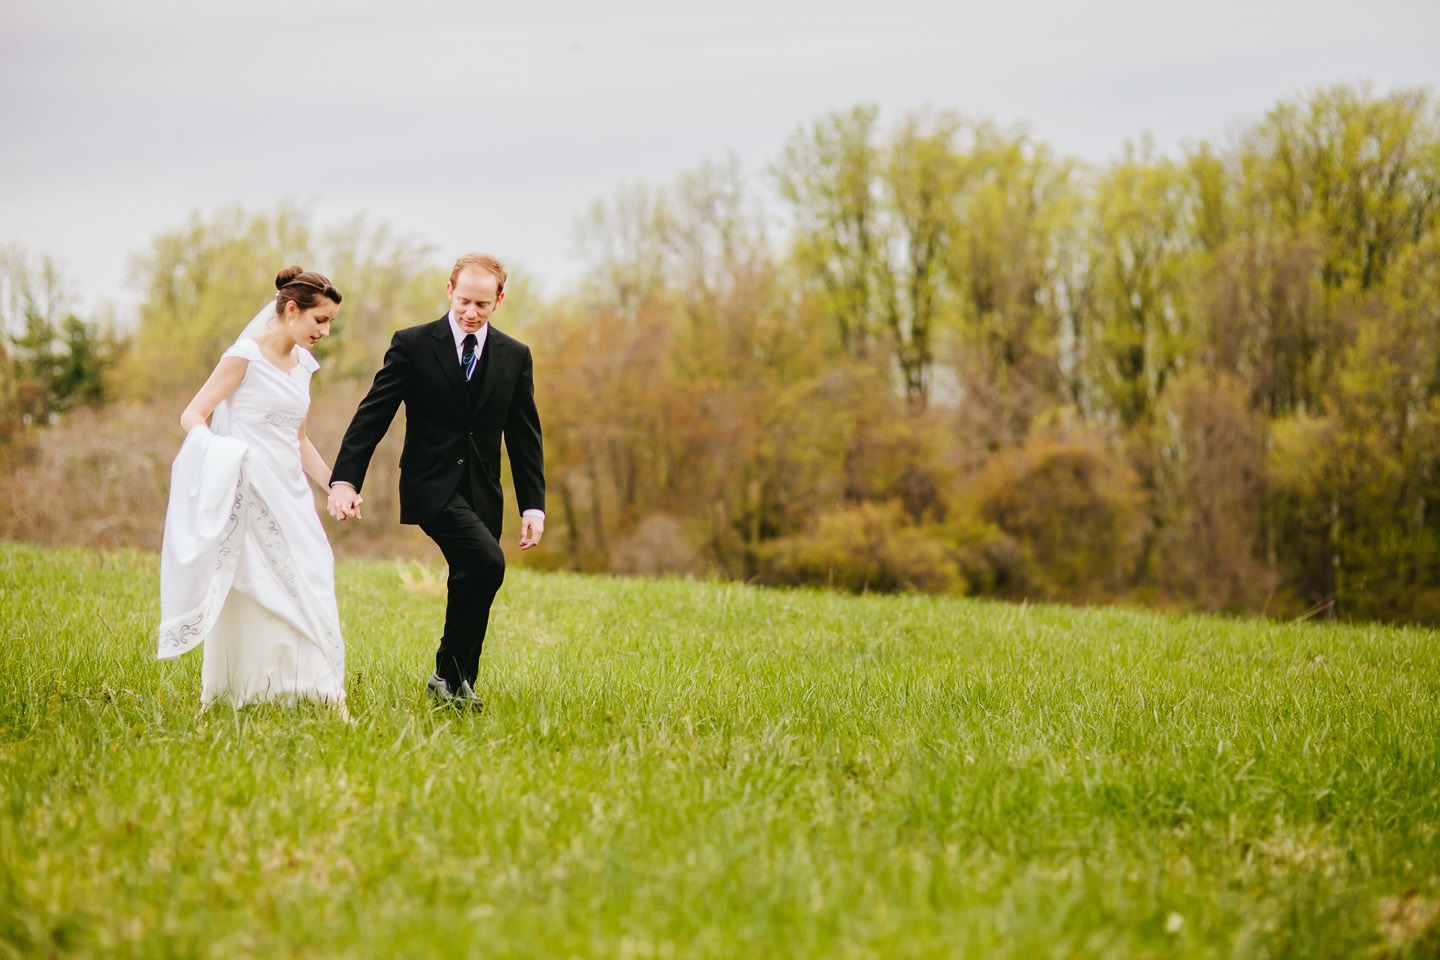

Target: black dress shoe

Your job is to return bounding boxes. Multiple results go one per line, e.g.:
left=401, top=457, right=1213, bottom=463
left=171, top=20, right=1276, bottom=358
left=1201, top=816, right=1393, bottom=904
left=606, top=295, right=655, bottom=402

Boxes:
left=455, top=680, right=485, bottom=711
left=426, top=673, right=483, bottom=710
left=426, top=672, right=458, bottom=702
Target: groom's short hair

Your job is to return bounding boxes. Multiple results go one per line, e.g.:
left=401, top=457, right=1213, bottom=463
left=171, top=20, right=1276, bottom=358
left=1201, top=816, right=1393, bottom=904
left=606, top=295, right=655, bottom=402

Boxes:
left=450, top=253, right=507, bottom=294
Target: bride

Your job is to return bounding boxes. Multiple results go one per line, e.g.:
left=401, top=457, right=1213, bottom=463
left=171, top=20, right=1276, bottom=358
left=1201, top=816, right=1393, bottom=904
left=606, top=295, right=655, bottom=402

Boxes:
left=157, top=266, right=358, bottom=717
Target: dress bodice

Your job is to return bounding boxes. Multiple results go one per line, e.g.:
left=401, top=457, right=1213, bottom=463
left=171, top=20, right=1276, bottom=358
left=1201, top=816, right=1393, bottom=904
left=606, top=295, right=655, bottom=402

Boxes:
left=217, top=338, right=318, bottom=472
left=222, top=338, right=315, bottom=431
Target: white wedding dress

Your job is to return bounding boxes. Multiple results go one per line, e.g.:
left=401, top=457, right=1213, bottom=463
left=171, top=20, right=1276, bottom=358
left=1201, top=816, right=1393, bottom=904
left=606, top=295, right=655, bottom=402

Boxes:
left=157, top=337, right=346, bottom=709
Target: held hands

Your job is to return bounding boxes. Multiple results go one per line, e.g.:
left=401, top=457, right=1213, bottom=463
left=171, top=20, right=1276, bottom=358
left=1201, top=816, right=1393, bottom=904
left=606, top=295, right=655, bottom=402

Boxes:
left=519, top=514, right=544, bottom=551
left=327, top=484, right=363, bottom=521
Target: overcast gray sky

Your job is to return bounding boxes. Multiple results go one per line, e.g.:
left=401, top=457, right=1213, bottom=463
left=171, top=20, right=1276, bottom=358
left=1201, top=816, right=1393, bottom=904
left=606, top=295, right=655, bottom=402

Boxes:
left=2, top=0, right=1437, bottom=314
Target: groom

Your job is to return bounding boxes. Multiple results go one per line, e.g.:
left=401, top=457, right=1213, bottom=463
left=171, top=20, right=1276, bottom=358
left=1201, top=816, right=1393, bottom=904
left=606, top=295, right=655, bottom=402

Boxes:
left=327, top=253, right=545, bottom=708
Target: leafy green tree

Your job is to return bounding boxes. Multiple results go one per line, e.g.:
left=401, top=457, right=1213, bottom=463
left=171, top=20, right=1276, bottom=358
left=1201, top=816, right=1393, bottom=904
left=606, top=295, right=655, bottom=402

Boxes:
left=1086, top=142, right=1201, bottom=428
left=944, top=124, right=1081, bottom=441
left=877, top=110, right=965, bottom=406
left=774, top=105, right=886, bottom=359
left=1237, top=87, right=1440, bottom=621
left=1269, top=275, right=1440, bottom=623
left=1242, top=84, right=1440, bottom=294
left=0, top=246, right=114, bottom=425
left=50, top=315, right=113, bottom=409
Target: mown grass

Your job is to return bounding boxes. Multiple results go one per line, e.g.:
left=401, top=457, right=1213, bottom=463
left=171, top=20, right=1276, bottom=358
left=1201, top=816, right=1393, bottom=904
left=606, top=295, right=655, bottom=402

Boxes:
left=1, top=540, right=1437, bottom=958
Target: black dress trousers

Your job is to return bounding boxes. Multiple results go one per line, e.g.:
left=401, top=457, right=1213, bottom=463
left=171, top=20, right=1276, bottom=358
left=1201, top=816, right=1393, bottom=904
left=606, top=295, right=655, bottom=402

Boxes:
left=419, top=342, right=505, bottom=688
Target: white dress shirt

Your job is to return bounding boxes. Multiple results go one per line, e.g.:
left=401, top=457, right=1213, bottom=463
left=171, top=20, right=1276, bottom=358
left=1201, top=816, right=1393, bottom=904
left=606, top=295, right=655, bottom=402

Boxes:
left=447, top=311, right=489, bottom=363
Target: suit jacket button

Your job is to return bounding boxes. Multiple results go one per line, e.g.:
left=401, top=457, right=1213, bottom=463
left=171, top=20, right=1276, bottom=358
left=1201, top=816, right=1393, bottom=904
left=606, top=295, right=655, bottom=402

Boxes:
left=457, top=458, right=464, bottom=465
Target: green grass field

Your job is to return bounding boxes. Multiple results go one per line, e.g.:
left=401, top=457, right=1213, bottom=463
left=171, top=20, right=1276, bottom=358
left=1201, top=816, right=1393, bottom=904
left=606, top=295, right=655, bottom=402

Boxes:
left=1, top=541, right=1437, bottom=958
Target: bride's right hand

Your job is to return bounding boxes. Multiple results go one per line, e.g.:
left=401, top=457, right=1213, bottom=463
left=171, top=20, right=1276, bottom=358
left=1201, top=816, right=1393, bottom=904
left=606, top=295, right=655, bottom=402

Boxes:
left=326, top=485, right=363, bottom=521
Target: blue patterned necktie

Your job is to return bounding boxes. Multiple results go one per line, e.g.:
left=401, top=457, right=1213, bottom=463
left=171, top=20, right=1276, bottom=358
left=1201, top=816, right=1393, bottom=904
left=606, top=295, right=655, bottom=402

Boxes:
left=461, top=333, right=478, bottom=381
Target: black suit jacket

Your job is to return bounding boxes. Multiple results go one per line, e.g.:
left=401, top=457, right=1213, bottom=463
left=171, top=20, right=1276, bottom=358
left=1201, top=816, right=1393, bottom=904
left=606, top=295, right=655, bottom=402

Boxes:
left=331, top=316, right=545, bottom=536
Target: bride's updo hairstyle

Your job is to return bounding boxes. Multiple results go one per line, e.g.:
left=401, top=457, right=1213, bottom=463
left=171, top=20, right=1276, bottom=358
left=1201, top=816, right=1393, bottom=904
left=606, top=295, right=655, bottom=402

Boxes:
left=275, top=265, right=342, bottom=315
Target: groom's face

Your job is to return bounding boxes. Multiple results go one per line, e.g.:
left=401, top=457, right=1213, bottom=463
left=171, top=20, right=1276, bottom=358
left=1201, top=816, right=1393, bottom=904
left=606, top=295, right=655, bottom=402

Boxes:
left=447, top=268, right=504, bottom=334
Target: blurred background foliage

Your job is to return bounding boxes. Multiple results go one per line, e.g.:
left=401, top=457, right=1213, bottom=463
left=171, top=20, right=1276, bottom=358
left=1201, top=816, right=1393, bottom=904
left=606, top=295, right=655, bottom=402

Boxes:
left=4, top=83, right=1438, bottom=624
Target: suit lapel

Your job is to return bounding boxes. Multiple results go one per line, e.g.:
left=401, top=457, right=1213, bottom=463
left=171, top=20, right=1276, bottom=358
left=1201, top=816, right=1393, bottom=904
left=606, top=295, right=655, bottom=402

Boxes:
left=428, top=316, right=469, bottom=410
left=472, top=326, right=508, bottom=415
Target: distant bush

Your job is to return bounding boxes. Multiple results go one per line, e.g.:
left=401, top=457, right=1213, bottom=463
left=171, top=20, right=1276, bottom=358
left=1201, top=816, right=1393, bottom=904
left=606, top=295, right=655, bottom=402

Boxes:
left=755, top=501, right=964, bottom=594
left=963, top=433, right=1148, bottom=604
left=0, top=405, right=171, bottom=550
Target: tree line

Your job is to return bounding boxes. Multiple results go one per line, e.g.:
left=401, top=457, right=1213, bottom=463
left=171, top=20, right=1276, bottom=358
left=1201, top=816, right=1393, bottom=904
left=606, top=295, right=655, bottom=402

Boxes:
left=4, top=83, right=1437, bottom=623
